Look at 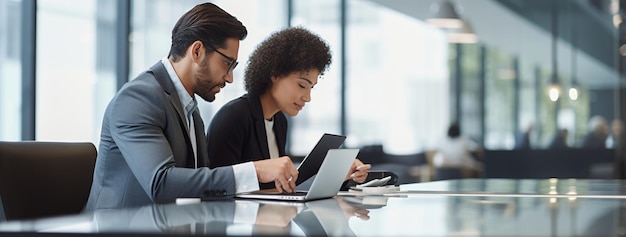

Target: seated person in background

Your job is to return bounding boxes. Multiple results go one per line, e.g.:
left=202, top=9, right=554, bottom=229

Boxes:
left=514, top=123, right=534, bottom=150
left=85, top=3, right=299, bottom=211
left=606, top=119, right=624, bottom=148
left=548, top=128, right=569, bottom=149
left=206, top=27, right=369, bottom=189
left=581, top=115, right=609, bottom=149
left=432, top=122, right=483, bottom=180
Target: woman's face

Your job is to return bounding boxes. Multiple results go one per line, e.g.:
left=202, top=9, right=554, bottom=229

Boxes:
left=269, top=68, right=320, bottom=117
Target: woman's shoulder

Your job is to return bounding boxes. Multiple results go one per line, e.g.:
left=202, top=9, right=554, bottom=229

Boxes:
left=210, top=96, right=251, bottom=122
left=219, top=94, right=255, bottom=112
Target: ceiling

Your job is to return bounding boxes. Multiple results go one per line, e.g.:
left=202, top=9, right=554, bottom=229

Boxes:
left=495, top=0, right=616, bottom=77
left=370, top=0, right=624, bottom=89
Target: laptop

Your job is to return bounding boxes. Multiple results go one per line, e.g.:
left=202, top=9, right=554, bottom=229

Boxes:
left=236, top=148, right=359, bottom=202
left=295, top=133, right=346, bottom=185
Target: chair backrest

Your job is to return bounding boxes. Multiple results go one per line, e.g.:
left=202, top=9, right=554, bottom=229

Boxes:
left=0, top=141, right=97, bottom=221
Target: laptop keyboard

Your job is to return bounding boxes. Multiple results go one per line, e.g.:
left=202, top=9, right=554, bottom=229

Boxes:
left=285, top=191, right=307, bottom=196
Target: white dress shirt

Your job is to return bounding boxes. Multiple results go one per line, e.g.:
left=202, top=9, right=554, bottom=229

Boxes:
left=161, top=57, right=259, bottom=193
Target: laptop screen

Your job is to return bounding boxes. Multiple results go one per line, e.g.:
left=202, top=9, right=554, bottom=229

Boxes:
left=295, top=133, right=346, bottom=185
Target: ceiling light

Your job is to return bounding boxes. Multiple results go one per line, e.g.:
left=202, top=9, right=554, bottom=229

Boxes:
left=568, top=87, right=578, bottom=101
left=447, top=21, right=477, bottom=44
left=548, top=0, right=560, bottom=102
left=568, top=2, right=576, bottom=101
left=426, top=0, right=464, bottom=29
left=613, top=14, right=622, bottom=28
left=548, top=83, right=560, bottom=102
left=570, top=22, right=579, bottom=101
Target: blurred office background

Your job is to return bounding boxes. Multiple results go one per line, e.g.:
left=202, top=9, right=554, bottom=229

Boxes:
left=1, top=0, right=625, bottom=177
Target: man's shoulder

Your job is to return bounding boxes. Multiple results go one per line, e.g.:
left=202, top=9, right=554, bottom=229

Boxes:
left=109, top=71, right=166, bottom=112
left=119, top=71, right=162, bottom=93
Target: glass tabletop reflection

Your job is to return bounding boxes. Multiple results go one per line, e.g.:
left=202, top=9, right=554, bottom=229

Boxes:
left=0, top=179, right=625, bottom=236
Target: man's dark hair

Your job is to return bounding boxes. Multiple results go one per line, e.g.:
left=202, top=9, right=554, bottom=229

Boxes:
left=168, top=2, right=247, bottom=62
left=447, top=123, right=461, bottom=138
left=244, top=27, right=332, bottom=95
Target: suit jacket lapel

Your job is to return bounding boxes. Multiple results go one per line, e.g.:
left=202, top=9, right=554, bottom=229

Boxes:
left=193, top=110, right=209, bottom=167
left=149, top=62, right=195, bottom=167
left=247, top=94, right=271, bottom=159
left=149, top=62, right=189, bottom=131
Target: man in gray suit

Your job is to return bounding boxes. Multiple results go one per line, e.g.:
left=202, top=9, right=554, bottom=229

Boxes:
left=85, top=2, right=298, bottom=211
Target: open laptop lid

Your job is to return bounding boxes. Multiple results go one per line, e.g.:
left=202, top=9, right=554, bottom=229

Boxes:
left=235, top=149, right=358, bottom=202
left=295, top=133, right=346, bottom=185
left=303, top=148, right=358, bottom=200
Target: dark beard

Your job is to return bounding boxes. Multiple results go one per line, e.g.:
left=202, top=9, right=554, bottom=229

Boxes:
left=195, top=59, right=219, bottom=102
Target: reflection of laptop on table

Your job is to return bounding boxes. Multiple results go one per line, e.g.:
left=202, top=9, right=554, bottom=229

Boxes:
left=292, top=198, right=354, bottom=236
left=295, top=133, right=346, bottom=185
left=236, top=149, right=359, bottom=202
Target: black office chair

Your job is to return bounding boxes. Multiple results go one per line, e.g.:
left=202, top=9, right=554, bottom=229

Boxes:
left=0, top=141, right=97, bottom=221
left=433, top=168, right=464, bottom=181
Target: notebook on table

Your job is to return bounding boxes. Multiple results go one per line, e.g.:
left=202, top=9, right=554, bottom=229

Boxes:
left=295, top=133, right=346, bottom=185
left=235, top=148, right=359, bottom=202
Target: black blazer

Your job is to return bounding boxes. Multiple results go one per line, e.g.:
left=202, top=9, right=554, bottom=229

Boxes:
left=207, top=94, right=288, bottom=189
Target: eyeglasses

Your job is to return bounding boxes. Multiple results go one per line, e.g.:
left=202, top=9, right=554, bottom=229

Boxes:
left=205, top=43, right=238, bottom=74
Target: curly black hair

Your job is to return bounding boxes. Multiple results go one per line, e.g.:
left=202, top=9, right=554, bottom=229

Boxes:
left=244, top=27, right=332, bottom=95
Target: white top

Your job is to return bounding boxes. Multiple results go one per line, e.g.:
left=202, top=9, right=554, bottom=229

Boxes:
left=264, top=119, right=279, bottom=158
left=433, top=135, right=481, bottom=170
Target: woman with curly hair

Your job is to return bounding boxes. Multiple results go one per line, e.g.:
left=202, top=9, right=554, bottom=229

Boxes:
left=206, top=27, right=370, bottom=190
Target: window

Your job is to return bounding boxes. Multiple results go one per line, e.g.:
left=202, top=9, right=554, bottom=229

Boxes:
left=517, top=58, right=537, bottom=147
left=345, top=0, right=449, bottom=154
left=459, top=44, right=483, bottom=145
left=484, top=48, right=515, bottom=149
left=36, top=0, right=116, bottom=145
left=0, top=0, right=21, bottom=141
left=290, top=0, right=342, bottom=155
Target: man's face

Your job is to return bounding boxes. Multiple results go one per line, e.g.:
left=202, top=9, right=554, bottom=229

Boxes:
left=194, top=38, right=239, bottom=102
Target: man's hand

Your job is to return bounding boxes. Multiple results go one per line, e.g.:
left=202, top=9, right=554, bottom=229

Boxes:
left=346, top=158, right=371, bottom=183
left=253, top=157, right=298, bottom=193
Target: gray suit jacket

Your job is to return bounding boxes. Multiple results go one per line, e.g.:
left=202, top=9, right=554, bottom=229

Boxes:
left=94, top=201, right=236, bottom=234
left=85, top=62, right=235, bottom=211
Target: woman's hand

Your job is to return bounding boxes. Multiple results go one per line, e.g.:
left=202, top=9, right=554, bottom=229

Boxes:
left=346, top=158, right=371, bottom=183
